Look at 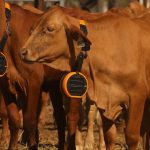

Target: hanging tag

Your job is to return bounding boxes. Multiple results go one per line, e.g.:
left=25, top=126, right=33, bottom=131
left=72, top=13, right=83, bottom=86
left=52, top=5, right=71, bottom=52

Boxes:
left=61, top=72, right=88, bottom=98
left=0, top=52, right=7, bottom=77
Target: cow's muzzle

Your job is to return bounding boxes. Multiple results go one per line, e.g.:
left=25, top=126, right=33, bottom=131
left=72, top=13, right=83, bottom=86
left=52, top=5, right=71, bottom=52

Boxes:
left=20, top=48, right=36, bottom=64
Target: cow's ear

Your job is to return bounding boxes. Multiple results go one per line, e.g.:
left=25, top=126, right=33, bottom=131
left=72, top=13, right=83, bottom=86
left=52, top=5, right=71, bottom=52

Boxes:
left=67, top=24, right=92, bottom=46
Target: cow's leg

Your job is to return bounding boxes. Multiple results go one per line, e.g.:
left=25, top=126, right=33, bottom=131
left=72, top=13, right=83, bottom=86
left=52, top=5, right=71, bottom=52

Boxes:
left=75, top=101, right=90, bottom=150
left=125, top=91, right=146, bottom=150
left=143, top=0, right=148, bottom=7
left=96, top=111, right=106, bottom=150
left=49, top=80, right=66, bottom=150
left=22, top=79, right=41, bottom=150
left=84, top=104, right=97, bottom=150
left=104, top=123, right=116, bottom=150
left=67, top=98, right=82, bottom=150
left=75, top=127, right=83, bottom=150
left=144, top=132, right=150, bottom=150
left=38, top=91, right=49, bottom=127
left=0, top=87, right=20, bottom=150
left=142, top=125, right=150, bottom=150
left=8, top=104, right=21, bottom=150
left=0, top=116, right=9, bottom=145
left=0, top=95, right=9, bottom=148
left=75, top=102, right=85, bottom=150
left=21, top=91, right=47, bottom=146
left=3, top=101, right=21, bottom=150
left=140, top=99, right=150, bottom=150
left=100, top=112, right=116, bottom=150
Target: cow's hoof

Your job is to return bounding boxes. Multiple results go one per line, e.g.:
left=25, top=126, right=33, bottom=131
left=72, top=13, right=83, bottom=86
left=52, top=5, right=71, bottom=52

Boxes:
left=29, top=145, right=38, bottom=150
left=64, top=143, right=68, bottom=150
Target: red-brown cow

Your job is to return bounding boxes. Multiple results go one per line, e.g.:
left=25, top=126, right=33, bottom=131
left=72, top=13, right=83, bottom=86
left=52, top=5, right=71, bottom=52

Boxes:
left=20, top=5, right=150, bottom=150
left=0, top=2, right=66, bottom=150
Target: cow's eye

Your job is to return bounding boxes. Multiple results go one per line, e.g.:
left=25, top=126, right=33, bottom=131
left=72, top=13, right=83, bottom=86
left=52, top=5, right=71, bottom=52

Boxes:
left=42, top=25, right=55, bottom=34
left=47, top=26, right=55, bottom=32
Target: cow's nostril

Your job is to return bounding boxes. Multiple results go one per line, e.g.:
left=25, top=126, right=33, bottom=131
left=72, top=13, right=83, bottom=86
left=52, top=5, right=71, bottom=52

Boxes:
left=20, top=49, right=28, bottom=59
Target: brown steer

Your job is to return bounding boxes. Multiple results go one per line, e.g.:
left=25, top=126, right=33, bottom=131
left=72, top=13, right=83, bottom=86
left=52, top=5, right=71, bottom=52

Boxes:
left=0, top=2, right=66, bottom=150
left=20, top=5, right=150, bottom=150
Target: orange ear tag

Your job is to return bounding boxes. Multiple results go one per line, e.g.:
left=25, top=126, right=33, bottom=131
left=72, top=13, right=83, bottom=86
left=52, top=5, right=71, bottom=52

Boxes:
left=5, top=2, right=11, bottom=10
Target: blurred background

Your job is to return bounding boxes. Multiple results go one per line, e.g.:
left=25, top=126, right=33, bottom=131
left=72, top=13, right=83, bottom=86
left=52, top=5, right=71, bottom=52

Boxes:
left=5, top=0, right=150, bottom=12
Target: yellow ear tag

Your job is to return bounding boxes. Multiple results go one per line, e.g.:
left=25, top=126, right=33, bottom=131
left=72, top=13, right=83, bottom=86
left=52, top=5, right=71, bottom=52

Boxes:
left=79, top=20, right=86, bottom=26
left=5, top=2, right=11, bottom=10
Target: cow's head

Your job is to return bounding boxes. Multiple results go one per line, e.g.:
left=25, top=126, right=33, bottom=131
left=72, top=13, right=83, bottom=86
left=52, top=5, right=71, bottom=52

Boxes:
left=20, top=6, right=91, bottom=70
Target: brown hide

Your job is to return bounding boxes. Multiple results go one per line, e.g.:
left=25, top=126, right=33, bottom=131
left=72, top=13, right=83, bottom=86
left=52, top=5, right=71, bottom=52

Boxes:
left=7, top=4, right=65, bottom=150
left=109, top=1, right=145, bottom=17
left=0, top=3, right=66, bottom=150
left=62, top=2, right=144, bottom=20
left=0, top=3, right=43, bottom=149
left=22, top=4, right=43, bottom=14
left=20, top=5, right=150, bottom=150
left=21, top=6, right=136, bottom=118
left=0, top=0, right=5, bottom=36
left=0, top=3, right=43, bottom=148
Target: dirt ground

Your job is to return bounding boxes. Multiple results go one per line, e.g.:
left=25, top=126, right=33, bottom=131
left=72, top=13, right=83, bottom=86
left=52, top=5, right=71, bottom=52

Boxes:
left=0, top=105, right=143, bottom=150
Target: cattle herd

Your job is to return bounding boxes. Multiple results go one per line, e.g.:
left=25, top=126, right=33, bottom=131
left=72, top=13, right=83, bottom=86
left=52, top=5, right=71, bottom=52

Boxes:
left=1, top=0, right=150, bottom=150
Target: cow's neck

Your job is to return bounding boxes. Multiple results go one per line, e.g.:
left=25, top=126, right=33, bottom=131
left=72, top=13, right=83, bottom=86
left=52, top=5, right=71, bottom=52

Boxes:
left=43, top=41, right=80, bottom=72
left=0, top=0, right=6, bottom=37
left=44, top=56, right=71, bottom=72
left=67, top=32, right=79, bottom=71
